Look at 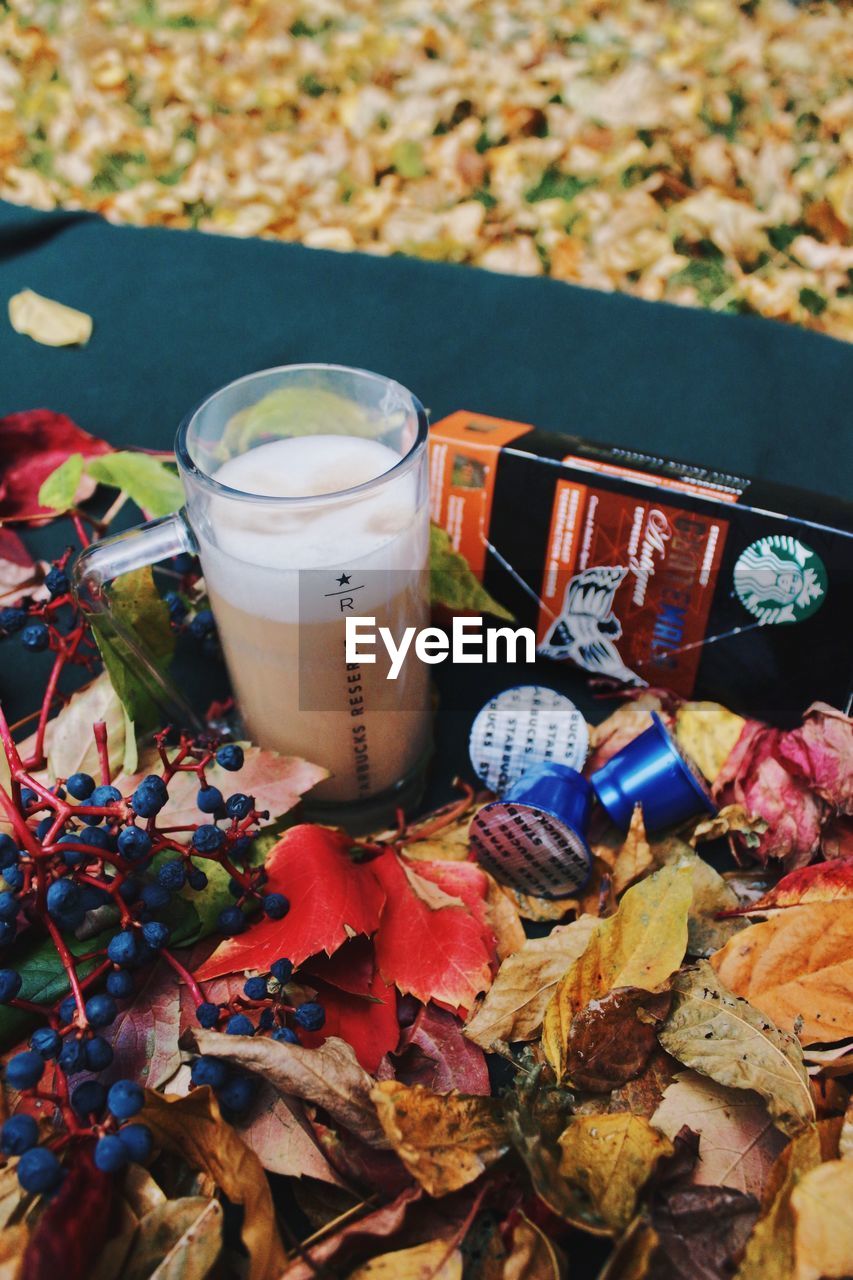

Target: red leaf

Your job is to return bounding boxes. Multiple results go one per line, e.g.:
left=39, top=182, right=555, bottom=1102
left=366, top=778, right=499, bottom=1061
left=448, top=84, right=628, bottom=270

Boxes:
left=371, top=850, right=494, bottom=1012
left=22, top=1146, right=112, bottom=1280
left=303, top=934, right=379, bottom=996
left=393, top=1002, right=490, bottom=1094
left=0, top=528, right=48, bottom=607
left=195, top=826, right=387, bottom=979
left=724, top=857, right=853, bottom=916
left=301, top=939, right=400, bottom=1073
left=309, top=1118, right=413, bottom=1199
left=0, top=410, right=111, bottom=522
left=778, top=703, right=853, bottom=815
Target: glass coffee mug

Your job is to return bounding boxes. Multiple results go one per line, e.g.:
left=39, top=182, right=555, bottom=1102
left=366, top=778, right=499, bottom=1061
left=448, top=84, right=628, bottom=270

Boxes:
left=73, top=364, right=432, bottom=821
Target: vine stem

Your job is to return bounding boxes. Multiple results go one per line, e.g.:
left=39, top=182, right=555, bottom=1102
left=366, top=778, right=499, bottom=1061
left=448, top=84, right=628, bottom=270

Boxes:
left=93, top=720, right=111, bottom=784
left=160, top=948, right=205, bottom=1006
left=44, top=914, right=88, bottom=1025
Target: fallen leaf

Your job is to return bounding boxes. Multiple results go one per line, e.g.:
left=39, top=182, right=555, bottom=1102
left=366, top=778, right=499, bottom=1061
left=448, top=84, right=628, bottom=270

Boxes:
left=597, top=1216, right=659, bottom=1280
left=429, top=523, right=513, bottom=620
left=0, top=410, right=110, bottom=522
left=9, top=288, right=92, bottom=347
left=651, top=1071, right=787, bottom=1198
left=724, top=859, right=853, bottom=915
left=682, top=850, right=745, bottom=957
left=279, top=1187, right=422, bottom=1280
left=804, top=1041, right=853, bottom=1079
left=122, top=1198, right=222, bottom=1280
left=658, top=962, right=815, bottom=1136
left=482, top=874, right=526, bottom=960
left=690, top=805, right=768, bottom=848
left=648, top=1185, right=760, bottom=1280
left=186, top=1029, right=388, bottom=1148
left=21, top=1147, right=111, bottom=1280
left=0, top=529, right=46, bottom=607
left=734, top=1125, right=824, bottom=1280
left=790, top=1159, right=853, bottom=1280
left=394, top=1003, right=490, bottom=1094
left=348, top=1240, right=462, bottom=1279
left=542, top=861, right=693, bottom=1079
left=821, top=815, right=853, bottom=860
left=308, top=1118, right=412, bottom=1199
left=779, top=703, right=853, bottom=814
left=502, top=1214, right=566, bottom=1279
left=565, top=988, right=672, bottom=1093
left=42, top=671, right=135, bottom=781
left=611, top=806, right=654, bottom=895
left=371, top=1080, right=508, bottom=1196
left=299, top=938, right=400, bottom=1073
left=0, top=1225, right=27, bottom=1279
left=710, top=901, right=853, bottom=1043
left=675, top=702, right=746, bottom=783
left=586, top=694, right=671, bottom=773
left=235, top=1082, right=344, bottom=1184
left=465, top=916, right=599, bottom=1050
left=94, top=959, right=182, bottom=1090
left=557, top=1113, right=673, bottom=1233
left=607, top=1049, right=680, bottom=1120
left=500, top=891, right=575, bottom=922
left=142, top=1087, right=286, bottom=1280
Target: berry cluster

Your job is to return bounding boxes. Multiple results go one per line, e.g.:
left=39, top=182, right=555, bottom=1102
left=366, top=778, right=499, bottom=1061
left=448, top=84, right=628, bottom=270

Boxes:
left=0, top=708, right=274, bottom=1196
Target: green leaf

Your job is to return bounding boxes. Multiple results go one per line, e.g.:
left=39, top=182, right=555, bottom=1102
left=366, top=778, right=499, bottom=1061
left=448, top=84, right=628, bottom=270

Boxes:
left=392, top=140, right=427, bottom=179
left=525, top=168, right=591, bottom=204
left=86, top=451, right=183, bottom=516
left=429, top=523, right=513, bottom=620
left=38, top=453, right=84, bottom=512
left=90, top=565, right=176, bottom=731
left=0, top=925, right=115, bottom=1050
left=219, top=386, right=383, bottom=459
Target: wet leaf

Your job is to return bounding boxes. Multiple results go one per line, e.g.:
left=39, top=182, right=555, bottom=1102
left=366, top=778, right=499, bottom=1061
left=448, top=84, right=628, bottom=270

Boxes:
left=790, top=1159, right=853, bottom=1280
left=556, top=1113, right=673, bottom=1233
left=348, top=1240, right=462, bottom=1279
left=371, top=1080, right=508, bottom=1196
left=122, top=1198, right=222, bottom=1280
left=394, top=1003, right=490, bottom=1094
left=565, top=987, right=672, bottom=1093
left=429, top=523, right=513, bottom=620
left=675, top=701, right=746, bottom=782
left=86, top=451, right=183, bottom=517
left=465, top=916, right=599, bottom=1050
left=9, top=288, right=92, bottom=346
left=0, top=410, right=110, bottom=522
left=658, top=961, right=815, bottom=1136
left=710, top=901, right=853, bottom=1044
left=142, top=1087, right=286, bottom=1280
left=187, top=1029, right=388, bottom=1147
left=542, top=862, right=692, bottom=1080
left=650, top=1071, right=787, bottom=1198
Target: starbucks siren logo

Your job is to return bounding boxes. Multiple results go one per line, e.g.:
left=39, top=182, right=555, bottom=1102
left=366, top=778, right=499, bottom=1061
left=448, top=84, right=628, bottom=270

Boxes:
left=733, top=534, right=827, bottom=624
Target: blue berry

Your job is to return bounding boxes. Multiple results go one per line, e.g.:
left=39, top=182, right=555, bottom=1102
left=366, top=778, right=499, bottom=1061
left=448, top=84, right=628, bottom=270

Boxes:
left=140, top=883, right=170, bottom=912
left=196, top=1002, right=219, bottom=1028
left=0, top=892, right=18, bottom=921
left=131, top=776, right=168, bottom=819
left=106, top=969, right=134, bottom=999
left=107, top=931, right=140, bottom=967
left=6, top=1051, right=45, bottom=1090
left=46, top=878, right=82, bottom=920
left=190, top=1055, right=228, bottom=1088
left=117, top=1123, right=152, bottom=1163
left=172, top=552, right=196, bottom=574
left=94, top=1134, right=128, bottom=1173
left=71, top=1080, right=107, bottom=1117
left=0, top=922, right=15, bottom=946
left=20, top=788, right=38, bottom=809
left=45, top=566, right=69, bottom=597
left=56, top=834, right=84, bottom=868
left=217, top=1074, right=255, bottom=1114
left=17, top=1146, right=63, bottom=1194
left=226, top=1014, right=254, bottom=1036
left=29, top=1027, right=61, bottom=1059
left=217, top=906, right=244, bottom=935
left=216, top=744, right=244, bottom=772
left=189, top=609, right=215, bottom=639
left=157, top=859, right=186, bottom=891
left=1, top=1113, right=38, bottom=1156
left=269, top=958, right=293, bottom=985
left=227, top=878, right=243, bottom=898
left=117, top=826, right=152, bottom=861
left=84, top=1036, right=114, bottom=1072
left=272, top=1026, right=299, bottom=1044
left=163, top=591, right=187, bottom=623
left=58, top=1038, right=86, bottom=1074
left=35, top=816, right=55, bottom=841
left=76, top=825, right=113, bottom=853
left=192, top=825, right=224, bottom=854
left=225, top=793, right=253, bottom=819
left=142, top=921, right=170, bottom=950
left=107, top=1079, right=144, bottom=1120
left=243, top=976, right=269, bottom=1001
left=84, top=993, right=117, bottom=1028
left=0, top=835, right=18, bottom=868
left=66, top=772, right=96, bottom=801
left=118, top=879, right=141, bottom=905
left=197, top=786, right=223, bottom=814
left=84, top=785, right=122, bottom=825
left=0, top=606, right=27, bottom=633
left=57, top=994, right=78, bottom=1025
left=230, top=835, right=252, bottom=860
left=293, top=1002, right=325, bottom=1032
left=262, top=893, right=289, bottom=920
left=21, top=622, right=50, bottom=652
left=187, top=866, right=208, bottom=891
left=3, top=865, right=24, bottom=891
left=0, top=969, right=23, bottom=1004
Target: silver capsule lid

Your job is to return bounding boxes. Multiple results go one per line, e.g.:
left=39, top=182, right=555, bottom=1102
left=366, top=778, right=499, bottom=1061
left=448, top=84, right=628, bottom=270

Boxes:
left=469, top=800, right=592, bottom=898
left=468, top=685, right=589, bottom=795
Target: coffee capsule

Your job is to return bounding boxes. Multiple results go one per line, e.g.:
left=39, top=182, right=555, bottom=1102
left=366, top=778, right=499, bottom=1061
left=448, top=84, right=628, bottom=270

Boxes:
left=469, top=762, right=593, bottom=898
left=468, top=685, right=589, bottom=796
left=590, top=712, right=716, bottom=833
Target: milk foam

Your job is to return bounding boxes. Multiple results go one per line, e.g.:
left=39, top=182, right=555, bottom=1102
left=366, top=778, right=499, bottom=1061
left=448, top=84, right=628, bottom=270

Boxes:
left=198, top=436, right=424, bottom=620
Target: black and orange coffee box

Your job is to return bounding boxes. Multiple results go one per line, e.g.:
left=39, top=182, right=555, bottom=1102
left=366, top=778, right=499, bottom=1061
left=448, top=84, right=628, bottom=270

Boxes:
left=428, top=411, right=853, bottom=722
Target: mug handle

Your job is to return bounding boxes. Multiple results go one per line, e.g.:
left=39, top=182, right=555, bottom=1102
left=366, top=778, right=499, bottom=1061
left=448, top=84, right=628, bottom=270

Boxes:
left=72, top=511, right=206, bottom=734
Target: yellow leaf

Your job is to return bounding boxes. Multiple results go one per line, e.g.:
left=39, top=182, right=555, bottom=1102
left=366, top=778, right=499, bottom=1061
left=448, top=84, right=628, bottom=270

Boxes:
left=791, top=1160, right=853, bottom=1280
left=710, top=902, right=853, bottom=1044
left=734, top=1127, right=822, bottom=1280
left=348, top=1241, right=462, bottom=1279
left=675, top=701, right=746, bottom=782
left=612, top=806, right=653, bottom=895
left=124, top=1198, right=223, bottom=1280
left=142, top=1088, right=286, bottom=1280
left=557, top=1114, right=673, bottom=1233
left=503, top=1214, right=566, bottom=1279
left=370, top=1081, right=508, bottom=1197
left=8, top=288, right=92, bottom=347
left=465, top=916, right=599, bottom=1050
left=482, top=872, right=527, bottom=960
left=0, top=1223, right=26, bottom=1280
left=690, top=804, right=767, bottom=846
left=542, top=861, right=692, bottom=1079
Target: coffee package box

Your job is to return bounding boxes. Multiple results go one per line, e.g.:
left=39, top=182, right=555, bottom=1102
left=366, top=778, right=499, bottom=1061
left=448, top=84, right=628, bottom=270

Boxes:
left=429, top=411, right=853, bottom=723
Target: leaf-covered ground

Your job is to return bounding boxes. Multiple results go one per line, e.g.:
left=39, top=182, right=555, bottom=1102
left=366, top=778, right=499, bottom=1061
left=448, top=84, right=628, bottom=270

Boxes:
left=1, top=0, right=851, bottom=339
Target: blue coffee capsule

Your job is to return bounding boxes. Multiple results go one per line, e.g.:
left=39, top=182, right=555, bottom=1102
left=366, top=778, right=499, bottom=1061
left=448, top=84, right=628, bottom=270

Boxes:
left=590, top=712, right=716, bottom=834
left=469, top=762, right=593, bottom=898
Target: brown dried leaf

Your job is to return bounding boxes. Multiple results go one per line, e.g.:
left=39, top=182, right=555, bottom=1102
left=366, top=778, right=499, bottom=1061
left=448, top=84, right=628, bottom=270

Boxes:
left=370, top=1081, right=508, bottom=1196
left=500, top=891, right=575, bottom=923
left=691, top=805, right=768, bottom=846
left=556, top=1113, right=674, bottom=1233
left=502, top=1214, right=566, bottom=1279
left=482, top=874, right=526, bottom=960
left=648, top=1185, right=760, bottom=1280
left=734, top=1125, right=823, bottom=1280
left=236, top=1082, right=345, bottom=1184
left=565, top=988, right=672, bottom=1093
left=347, top=1240, right=463, bottom=1279
left=123, top=1198, right=222, bottom=1280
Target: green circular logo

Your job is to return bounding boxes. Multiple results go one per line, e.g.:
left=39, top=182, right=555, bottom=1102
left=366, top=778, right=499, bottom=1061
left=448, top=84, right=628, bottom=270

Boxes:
left=733, top=534, right=827, bottom=624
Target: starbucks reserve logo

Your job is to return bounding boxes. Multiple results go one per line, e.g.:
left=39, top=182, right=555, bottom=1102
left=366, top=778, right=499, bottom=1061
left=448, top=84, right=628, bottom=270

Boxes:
left=733, top=534, right=827, bottom=624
